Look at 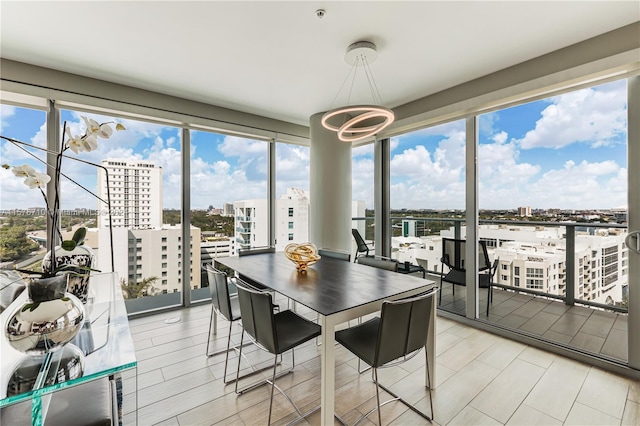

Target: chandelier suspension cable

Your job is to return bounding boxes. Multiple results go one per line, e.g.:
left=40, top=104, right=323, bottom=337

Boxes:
left=321, top=40, right=395, bottom=142
left=362, top=56, right=383, bottom=105
left=327, top=60, right=359, bottom=113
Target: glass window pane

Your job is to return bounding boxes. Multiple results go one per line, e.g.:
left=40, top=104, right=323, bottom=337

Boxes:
left=58, top=109, right=184, bottom=314
left=191, top=131, right=268, bottom=299
left=0, top=105, right=48, bottom=269
left=275, top=142, right=309, bottom=249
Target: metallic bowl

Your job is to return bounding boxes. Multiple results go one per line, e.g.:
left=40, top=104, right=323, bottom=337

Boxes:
left=5, top=293, right=85, bottom=355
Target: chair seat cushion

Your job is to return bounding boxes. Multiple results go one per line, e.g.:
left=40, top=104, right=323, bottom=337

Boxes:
left=335, top=317, right=380, bottom=367
left=274, top=310, right=321, bottom=354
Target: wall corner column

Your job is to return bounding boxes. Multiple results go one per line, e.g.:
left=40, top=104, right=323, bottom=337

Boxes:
left=309, top=113, right=352, bottom=253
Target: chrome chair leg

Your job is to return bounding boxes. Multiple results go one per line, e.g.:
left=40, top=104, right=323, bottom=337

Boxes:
left=222, top=321, right=233, bottom=383
left=375, top=368, right=382, bottom=426
left=353, top=364, right=434, bottom=425
left=268, top=354, right=278, bottom=425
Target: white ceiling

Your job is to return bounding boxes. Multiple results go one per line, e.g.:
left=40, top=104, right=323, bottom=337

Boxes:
left=1, top=1, right=638, bottom=126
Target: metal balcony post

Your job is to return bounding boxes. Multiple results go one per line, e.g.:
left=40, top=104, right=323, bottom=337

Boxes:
left=565, top=225, right=575, bottom=306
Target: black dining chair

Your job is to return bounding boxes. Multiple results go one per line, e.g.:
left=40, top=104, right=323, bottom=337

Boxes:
left=439, top=238, right=497, bottom=315
left=352, top=228, right=374, bottom=262
left=204, top=264, right=242, bottom=383
left=356, top=255, right=399, bottom=272
left=234, top=279, right=322, bottom=425
left=318, top=248, right=351, bottom=262
left=335, top=289, right=437, bottom=425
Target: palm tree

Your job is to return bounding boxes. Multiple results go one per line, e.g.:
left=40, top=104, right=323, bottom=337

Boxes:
left=120, top=276, right=159, bottom=299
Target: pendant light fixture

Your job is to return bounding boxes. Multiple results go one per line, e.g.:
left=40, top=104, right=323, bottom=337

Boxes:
left=321, top=41, right=394, bottom=142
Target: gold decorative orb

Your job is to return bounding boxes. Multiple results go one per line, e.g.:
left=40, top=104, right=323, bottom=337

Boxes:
left=284, top=243, right=321, bottom=272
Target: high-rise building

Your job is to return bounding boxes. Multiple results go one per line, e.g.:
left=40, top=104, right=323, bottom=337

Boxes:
left=98, top=159, right=163, bottom=229
left=234, top=189, right=366, bottom=252
left=518, top=206, right=532, bottom=217
left=98, top=224, right=201, bottom=295
left=223, top=202, right=234, bottom=217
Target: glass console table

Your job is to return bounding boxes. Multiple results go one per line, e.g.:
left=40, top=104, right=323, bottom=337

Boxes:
left=0, top=272, right=137, bottom=426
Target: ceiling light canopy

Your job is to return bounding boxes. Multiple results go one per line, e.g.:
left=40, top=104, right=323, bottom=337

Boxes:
left=321, top=41, right=395, bottom=142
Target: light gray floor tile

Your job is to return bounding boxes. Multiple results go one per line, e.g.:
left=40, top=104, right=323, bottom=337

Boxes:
left=579, top=313, right=616, bottom=339
left=522, top=357, right=589, bottom=421
left=542, top=329, right=574, bottom=344
left=430, top=360, right=501, bottom=425
left=470, top=358, right=545, bottom=423
left=577, top=368, right=629, bottom=419
left=629, top=380, right=640, bottom=403
left=496, top=313, right=530, bottom=329
left=570, top=332, right=605, bottom=354
left=564, top=401, right=621, bottom=425
left=601, top=328, right=628, bottom=361
left=622, top=400, right=640, bottom=425
left=548, top=312, right=589, bottom=336
left=447, top=406, right=502, bottom=425
left=613, top=314, right=627, bottom=332
left=475, top=338, right=527, bottom=371
left=519, top=311, right=560, bottom=336
left=517, top=346, right=556, bottom=369
left=512, top=300, right=549, bottom=319
left=506, top=404, right=562, bottom=426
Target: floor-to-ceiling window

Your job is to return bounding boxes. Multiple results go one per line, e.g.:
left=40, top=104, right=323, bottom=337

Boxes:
left=476, top=79, right=629, bottom=362
left=388, top=120, right=467, bottom=296
left=352, top=144, right=375, bottom=253
left=0, top=105, right=48, bottom=270
left=275, top=142, right=309, bottom=249
left=56, top=109, right=184, bottom=314
left=190, top=130, right=268, bottom=291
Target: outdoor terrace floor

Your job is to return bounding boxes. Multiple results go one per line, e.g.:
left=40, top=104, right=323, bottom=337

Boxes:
left=121, top=292, right=640, bottom=425
left=438, top=283, right=628, bottom=363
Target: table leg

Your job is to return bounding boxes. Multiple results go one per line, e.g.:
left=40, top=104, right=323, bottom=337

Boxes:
left=320, top=314, right=337, bottom=425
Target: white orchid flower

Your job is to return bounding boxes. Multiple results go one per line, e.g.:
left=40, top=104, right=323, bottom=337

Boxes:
left=67, top=133, right=86, bottom=154
left=24, top=173, right=51, bottom=189
left=11, top=164, right=37, bottom=178
left=82, top=116, right=101, bottom=137
left=98, top=123, right=113, bottom=139
left=81, top=134, right=99, bottom=152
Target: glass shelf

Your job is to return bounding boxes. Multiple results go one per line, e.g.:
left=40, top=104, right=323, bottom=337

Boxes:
left=0, top=272, right=137, bottom=425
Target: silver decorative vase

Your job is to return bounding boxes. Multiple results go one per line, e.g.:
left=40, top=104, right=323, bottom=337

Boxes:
left=42, top=244, right=96, bottom=304
left=5, top=274, right=85, bottom=355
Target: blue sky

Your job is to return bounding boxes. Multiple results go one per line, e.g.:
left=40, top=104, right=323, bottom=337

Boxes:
left=1, top=80, right=628, bottom=211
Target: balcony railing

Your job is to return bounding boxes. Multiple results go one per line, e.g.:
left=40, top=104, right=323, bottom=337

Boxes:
left=353, top=216, right=629, bottom=314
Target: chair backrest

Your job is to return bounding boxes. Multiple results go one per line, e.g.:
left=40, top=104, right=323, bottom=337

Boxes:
left=238, top=246, right=275, bottom=256
left=441, top=238, right=491, bottom=272
left=351, top=229, right=369, bottom=254
left=374, top=290, right=437, bottom=367
left=235, top=279, right=278, bottom=354
left=318, top=248, right=351, bottom=262
left=356, top=256, right=398, bottom=272
left=204, top=264, right=234, bottom=321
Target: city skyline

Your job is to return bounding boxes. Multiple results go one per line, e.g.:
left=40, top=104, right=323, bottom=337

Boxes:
left=0, top=80, right=628, bottom=211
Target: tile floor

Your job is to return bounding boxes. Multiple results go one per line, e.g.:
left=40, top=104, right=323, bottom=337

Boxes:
left=121, top=296, right=640, bottom=425
left=438, top=283, right=628, bottom=362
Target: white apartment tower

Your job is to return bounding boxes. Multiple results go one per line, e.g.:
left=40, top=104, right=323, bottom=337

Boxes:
left=233, top=188, right=310, bottom=251
left=98, top=159, right=163, bottom=229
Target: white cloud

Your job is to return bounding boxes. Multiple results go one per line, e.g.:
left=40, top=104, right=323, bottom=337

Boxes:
left=518, top=82, right=626, bottom=149
left=524, top=160, right=625, bottom=209
left=0, top=105, right=16, bottom=132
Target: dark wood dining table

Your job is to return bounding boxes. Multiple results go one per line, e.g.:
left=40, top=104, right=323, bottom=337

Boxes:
left=216, top=252, right=437, bottom=425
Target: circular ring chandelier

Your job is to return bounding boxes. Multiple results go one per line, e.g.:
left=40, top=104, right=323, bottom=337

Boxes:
left=321, top=41, right=395, bottom=143
left=321, top=105, right=395, bottom=143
